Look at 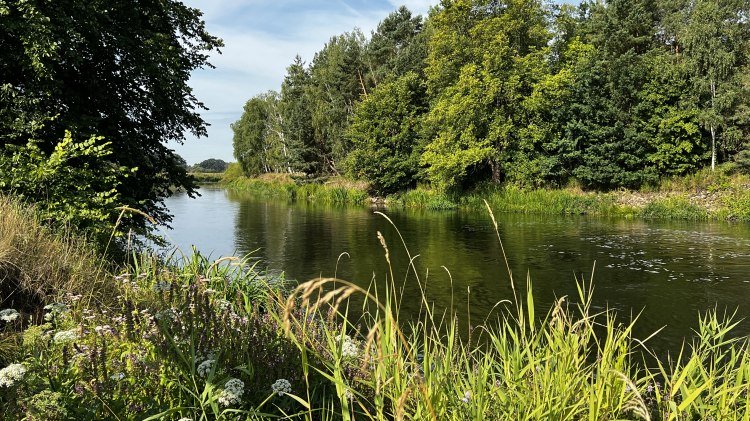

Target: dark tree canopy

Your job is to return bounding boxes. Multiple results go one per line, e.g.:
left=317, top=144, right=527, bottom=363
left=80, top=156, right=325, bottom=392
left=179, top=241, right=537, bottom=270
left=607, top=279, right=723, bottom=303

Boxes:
left=0, top=0, right=223, bottom=233
left=194, top=159, right=228, bottom=173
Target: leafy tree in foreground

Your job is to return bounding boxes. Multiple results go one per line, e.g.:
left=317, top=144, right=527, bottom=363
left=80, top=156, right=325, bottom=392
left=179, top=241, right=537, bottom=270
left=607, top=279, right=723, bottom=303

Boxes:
left=345, top=72, right=426, bottom=195
left=0, top=0, right=223, bottom=235
left=0, top=132, right=132, bottom=241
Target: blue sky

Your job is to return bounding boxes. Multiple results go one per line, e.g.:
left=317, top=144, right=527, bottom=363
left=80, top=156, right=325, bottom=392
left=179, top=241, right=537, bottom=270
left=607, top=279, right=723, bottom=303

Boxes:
left=176, top=0, right=436, bottom=165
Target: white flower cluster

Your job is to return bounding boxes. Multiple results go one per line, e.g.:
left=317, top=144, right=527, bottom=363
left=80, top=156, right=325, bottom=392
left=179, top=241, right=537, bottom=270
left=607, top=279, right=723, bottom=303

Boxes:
left=197, top=359, right=215, bottom=378
left=341, top=334, right=359, bottom=359
left=43, top=303, right=68, bottom=321
left=177, top=418, right=193, bottom=421
left=53, top=329, right=78, bottom=344
left=94, top=325, right=115, bottom=335
left=0, top=309, right=19, bottom=322
left=271, top=378, right=292, bottom=396
left=110, top=372, right=125, bottom=381
left=0, top=363, right=27, bottom=387
left=218, top=378, right=244, bottom=406
left=155, top=308, right=175, bottom=321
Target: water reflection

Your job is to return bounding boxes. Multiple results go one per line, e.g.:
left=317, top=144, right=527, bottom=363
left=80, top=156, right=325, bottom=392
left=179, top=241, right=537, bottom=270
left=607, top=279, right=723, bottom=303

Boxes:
left=165, top=186, right=750, bottom=355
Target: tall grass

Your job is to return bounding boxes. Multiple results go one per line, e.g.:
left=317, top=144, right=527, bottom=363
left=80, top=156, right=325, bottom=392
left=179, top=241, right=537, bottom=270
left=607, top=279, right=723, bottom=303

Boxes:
left=227, top=175, right=369, bottom=206
left=0, top=195, right=113, bottom=312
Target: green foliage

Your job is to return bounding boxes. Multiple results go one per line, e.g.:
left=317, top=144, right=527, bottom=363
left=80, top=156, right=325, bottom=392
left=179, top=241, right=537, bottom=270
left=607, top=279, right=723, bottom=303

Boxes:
left=420, top=64, right=495, bottom=191
left=0, top=131, right=133, bottom=241
left=230, top=0, right=750, bottom=194
left=386, top=187, right=458, bottom=210
left=193, top=159, right=228, bottom=173
left=640, top=196, right=708, bottom=220
left=0, top=0, right=223, bottom=234
left=735, top=148, right=750, bottom=174
left=345, top=73, right=426, bottom=195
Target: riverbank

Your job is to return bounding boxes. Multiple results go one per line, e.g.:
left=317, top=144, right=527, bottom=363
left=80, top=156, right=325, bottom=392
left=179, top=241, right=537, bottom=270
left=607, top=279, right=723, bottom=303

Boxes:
left=223, top=167, right=750, bottom=221
left=2, top=195, right=750, bottom=419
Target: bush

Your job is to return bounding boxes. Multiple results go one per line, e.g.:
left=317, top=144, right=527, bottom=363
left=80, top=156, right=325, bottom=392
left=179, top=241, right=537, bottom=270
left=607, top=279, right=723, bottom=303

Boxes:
left=735, top=149, right=750, bottom=174
left=0, top=132, right=135, bottom=244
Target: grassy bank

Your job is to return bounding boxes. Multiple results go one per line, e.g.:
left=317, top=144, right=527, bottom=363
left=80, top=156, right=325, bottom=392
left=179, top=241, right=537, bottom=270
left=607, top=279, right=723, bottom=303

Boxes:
left=0, top=196, right=115, bottom=315
left=2, top=198, right=750, bottom=419
left=190, top=172, right=225, bottom=183
left=225, top=173, right=369, bottom=206
left=225, top=166, right=750, bottom=221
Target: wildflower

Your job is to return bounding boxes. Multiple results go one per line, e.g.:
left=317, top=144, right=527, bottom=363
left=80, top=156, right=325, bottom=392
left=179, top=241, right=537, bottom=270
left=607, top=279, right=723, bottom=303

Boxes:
left=216, top=299, right=231, bottom=311
left=95, top=325, right=115, bottom=335
left=110, top=372, right=125, bottom=381
left=271, top=378, right=292, bottom=396
left=0, top=363, right=27, bottom=387
left=218, top=378, right=244, bottom=406
left=178, top=418, right=193, bottom=421
left=197, top=359, right=215, bottom=378
left=341, top=334, right=359, bottom=359
left=0, top=309, right=19, bottom=322
left=53, top=329, right=78, bottom=344
left=65, top=293, right=82, bottom=302
left=461, top=391, right=471, bottom=404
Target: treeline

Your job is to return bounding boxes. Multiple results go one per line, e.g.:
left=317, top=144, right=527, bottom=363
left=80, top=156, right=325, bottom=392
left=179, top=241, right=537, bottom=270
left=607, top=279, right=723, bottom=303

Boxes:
left=232, top=0, right=750, bottom=195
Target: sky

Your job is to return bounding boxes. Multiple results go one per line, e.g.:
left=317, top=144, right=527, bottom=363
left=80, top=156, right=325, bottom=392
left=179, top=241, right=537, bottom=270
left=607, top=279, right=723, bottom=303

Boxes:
left=175, top=0, right=438, bottom=165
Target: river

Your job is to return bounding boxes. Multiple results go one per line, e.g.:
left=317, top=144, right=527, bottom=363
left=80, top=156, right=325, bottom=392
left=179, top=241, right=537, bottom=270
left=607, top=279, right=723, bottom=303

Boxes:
left=163, top=186, right=750, bottom=355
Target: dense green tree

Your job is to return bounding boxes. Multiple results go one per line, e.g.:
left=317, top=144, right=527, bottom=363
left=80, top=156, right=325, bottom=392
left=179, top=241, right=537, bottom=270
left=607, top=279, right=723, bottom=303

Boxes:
left=232, top=95, right=271, bottom=176
left=231, top=1, right=750, bottom=193
left=680, top=0, right=750, bottom=170
left=344, top=72, right=426, bottom=195
left=0, top=0, right=223, bottom=233
left=307, top=31, right=368, bottom=174
left=561, top=0, right=663, bottom=189
left=193, top=159, right=228, bottom=173
left=365, top=6, right=427, bottom=84
left=422, top=0, right=550, bottom=189
left=280, top=56, right=317, bottom=174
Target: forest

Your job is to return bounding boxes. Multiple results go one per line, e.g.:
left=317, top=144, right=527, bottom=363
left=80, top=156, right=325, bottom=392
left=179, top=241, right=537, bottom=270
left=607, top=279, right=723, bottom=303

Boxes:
left=232, top=0, right=750, bottom=196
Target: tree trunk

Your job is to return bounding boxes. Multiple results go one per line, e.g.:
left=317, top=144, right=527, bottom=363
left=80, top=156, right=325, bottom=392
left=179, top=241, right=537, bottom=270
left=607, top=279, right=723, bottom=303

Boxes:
left=710, top=78, right=717, bottom=172
left=490, top=159, right=501, bottom=184
left=710, top=124, right=716, bottom=172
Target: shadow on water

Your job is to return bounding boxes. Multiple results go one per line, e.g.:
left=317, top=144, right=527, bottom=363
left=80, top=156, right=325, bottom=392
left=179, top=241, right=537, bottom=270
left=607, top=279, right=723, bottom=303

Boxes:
left=164, top=186, right=750, bottom=356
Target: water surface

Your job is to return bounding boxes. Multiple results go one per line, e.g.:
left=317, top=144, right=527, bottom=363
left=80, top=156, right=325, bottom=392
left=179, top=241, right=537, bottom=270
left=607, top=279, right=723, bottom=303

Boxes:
left=164, top=186, right=750, bottom=354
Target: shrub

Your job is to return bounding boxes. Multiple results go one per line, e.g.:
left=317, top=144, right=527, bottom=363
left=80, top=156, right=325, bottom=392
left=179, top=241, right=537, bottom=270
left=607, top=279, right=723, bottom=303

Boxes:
left=0, top=132, right=135, bottom=244
left=735, top=149, right=750, bottom=175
